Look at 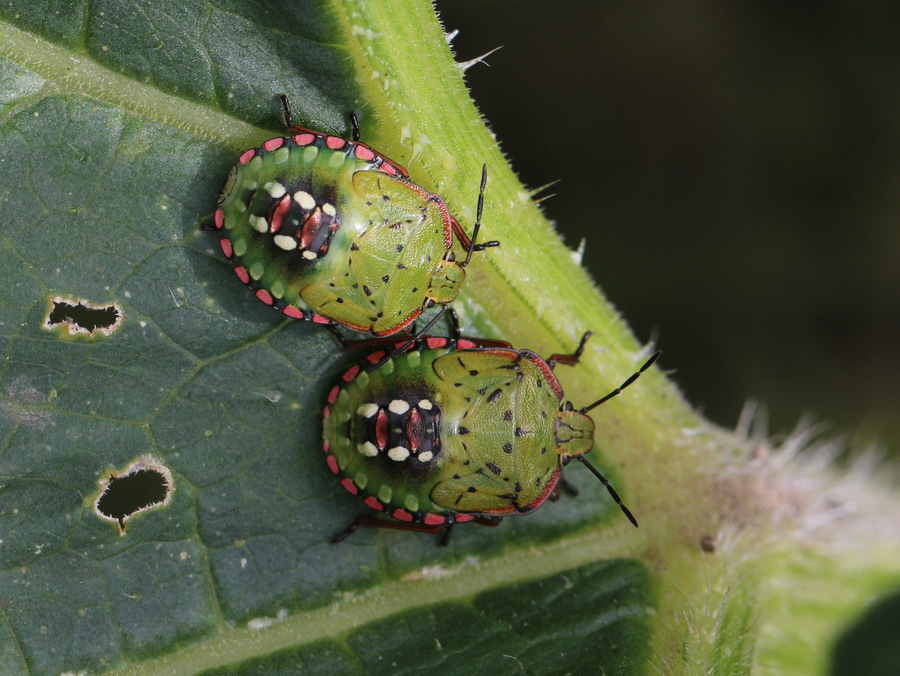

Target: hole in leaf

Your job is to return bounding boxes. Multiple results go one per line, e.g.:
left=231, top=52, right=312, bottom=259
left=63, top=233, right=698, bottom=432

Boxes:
left=43, top=296, right=123, bottom=338
left=94, top=456, right=174, bottom=535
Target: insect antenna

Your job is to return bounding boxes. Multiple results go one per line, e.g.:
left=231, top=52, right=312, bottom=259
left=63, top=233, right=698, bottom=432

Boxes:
left=463, top=165, right=499, bottom=265
left=580, top=350, right=661, bottom=414
left=576, top=457, right=639, bottom=527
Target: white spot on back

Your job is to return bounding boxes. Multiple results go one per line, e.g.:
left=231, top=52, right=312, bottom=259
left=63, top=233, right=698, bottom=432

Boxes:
left=302, top=250, right=317, bottom=260
left=249, top=215, right=268, bottom=233
left=264, top=181, right=286, bottom=198
left=322, top=203, right=336, bottom=217
left=357, top=403, right=379, bottom=418
left=273, top=235, right=297, bottom=251
left=417, top=399, right=433, bottom=411
left=294, top=190, right=316, bottom=210
left=389, top=399, right=410, bottom=414
left=388, top=446, right=410, bottom=462
left=417, top=451, right=433, bottom=463
left=358, top=441, right=378, bottom=457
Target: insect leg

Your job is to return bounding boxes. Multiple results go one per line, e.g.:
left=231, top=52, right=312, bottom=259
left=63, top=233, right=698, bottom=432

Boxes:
left=324, top=323, right=348, bottom=347
left=330, top=516, right=446, bottom=543
left=368, top=306, right=448, bottom=371
left=447, top=308, right=461, bottom=340
left=547, top=331, right=592, bottom=369
left=279, top=94, right=294, bottom=128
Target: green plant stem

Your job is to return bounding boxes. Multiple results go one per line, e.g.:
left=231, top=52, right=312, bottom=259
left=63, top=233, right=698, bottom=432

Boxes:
left=327, top=2, right=900, bottom=674
left=327, top=0, right=758, bottom=671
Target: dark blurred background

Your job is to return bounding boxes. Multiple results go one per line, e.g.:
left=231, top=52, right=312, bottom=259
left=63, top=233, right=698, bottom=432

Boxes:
left=438, top=1, right=900, bottom=455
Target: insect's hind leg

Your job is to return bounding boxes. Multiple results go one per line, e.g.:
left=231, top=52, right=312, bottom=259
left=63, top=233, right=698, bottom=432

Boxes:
left=331, top=514, right=503, bottom=546
left=330, top=516, right=447, bottom=545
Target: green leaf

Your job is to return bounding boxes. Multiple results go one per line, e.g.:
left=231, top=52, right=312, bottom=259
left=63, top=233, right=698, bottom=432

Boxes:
left=0, top=2, right=656, bottom=673
left=2, top=1, right=898, bottom=675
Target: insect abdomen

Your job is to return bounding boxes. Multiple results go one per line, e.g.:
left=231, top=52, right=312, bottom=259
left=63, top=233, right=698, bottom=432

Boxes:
left=323, top=349, right=451, bottom=521
left=215, top=133, right=393, bottom=316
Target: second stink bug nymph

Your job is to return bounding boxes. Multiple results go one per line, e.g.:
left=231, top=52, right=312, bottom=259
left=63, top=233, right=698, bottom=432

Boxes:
left=322, top=320, right=660, bottom=543
left=204, top=96, right=498, bottom=336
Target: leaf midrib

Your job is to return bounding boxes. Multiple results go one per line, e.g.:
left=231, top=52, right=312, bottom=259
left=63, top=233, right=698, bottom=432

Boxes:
left=101, top=525, right=642, bottom=675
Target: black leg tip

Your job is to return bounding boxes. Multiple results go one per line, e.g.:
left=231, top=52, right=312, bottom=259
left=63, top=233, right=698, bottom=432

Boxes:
left=330, top=522, right=359, bottom=544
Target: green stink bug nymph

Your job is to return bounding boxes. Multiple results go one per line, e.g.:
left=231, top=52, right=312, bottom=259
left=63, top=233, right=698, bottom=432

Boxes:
left=322, top=327, right=660, bottom=543
left=204, top=96, right=498, bottom=336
